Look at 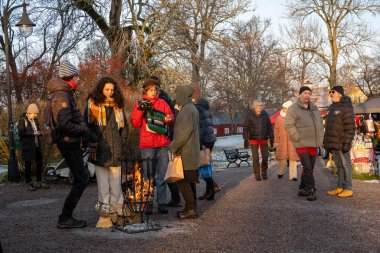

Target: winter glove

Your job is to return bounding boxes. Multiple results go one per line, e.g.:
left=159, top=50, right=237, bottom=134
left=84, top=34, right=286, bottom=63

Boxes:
left=89, top=142, right=98, bottom=162
left=342, top=143, right=351, bottom=153
left=137, top=100, right=152, bottom=111
left=244, top=139, right=249, bottom=149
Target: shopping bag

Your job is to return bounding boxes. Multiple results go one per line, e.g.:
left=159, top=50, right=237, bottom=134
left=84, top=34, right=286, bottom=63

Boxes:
left=198, top=164, right=212, bottom=179
left=199, top=146, right=211, bottom=167
left=165, top=156, right=184, bottom=183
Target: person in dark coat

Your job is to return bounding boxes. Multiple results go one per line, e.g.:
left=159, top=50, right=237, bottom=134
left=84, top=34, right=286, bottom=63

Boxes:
left=46, top=59, right=89, bottom=229
left=324, top=86, right=355, bottom=198
left=18, top=103, right=49, bottom=191
left=149, top=75, right=182, bottom=208
left=243, top=100, right=274, bottom=181
left=84, top=76, right=128, bottom=228
left=170, top=85, right=200, bottom=219
left=194, top=97, right=220, bottom=200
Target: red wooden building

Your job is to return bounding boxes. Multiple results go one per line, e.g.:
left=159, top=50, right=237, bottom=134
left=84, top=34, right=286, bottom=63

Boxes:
left=212, top=111, right=246, bottom=137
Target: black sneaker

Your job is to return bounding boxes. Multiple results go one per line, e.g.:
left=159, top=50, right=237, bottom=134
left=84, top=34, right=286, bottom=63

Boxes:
left=298, top=188, right=309, bottom=197
left=27, top=182, right=37, bottom=191
left=57, top=217, right=87, bottom=229
left=262, top=176, right=268, bottom=180
left=278, top=174, right=283, bottom=179
left=307, top=188, right=317, bottom=201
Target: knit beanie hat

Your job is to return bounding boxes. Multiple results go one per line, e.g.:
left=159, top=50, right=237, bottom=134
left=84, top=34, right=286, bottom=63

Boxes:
left=59, top=60, right=79, bottom=78
left=282, top=100, right=293, bottom=109
left=330, top=85, right=344, bottom=96
left=27, top=103, right=39, bottom=114
left=299, top=86, right=312, bottom=95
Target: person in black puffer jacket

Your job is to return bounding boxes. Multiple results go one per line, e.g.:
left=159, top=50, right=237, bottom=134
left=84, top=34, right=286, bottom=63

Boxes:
left=324, top=86, right=355, bottom=198
left=46, top=59, right=89, bottom=229
left=243, top=100, right=274, bottom=181
left=194, top=97, right=221, bottom=201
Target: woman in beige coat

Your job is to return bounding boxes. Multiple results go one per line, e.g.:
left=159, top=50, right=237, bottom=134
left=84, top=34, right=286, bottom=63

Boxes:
left=274, top=101, right=299, bottom=180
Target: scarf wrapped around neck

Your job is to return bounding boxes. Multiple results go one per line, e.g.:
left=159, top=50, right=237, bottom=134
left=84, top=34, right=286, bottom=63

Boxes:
left=87, top=98, right=124, bottom=129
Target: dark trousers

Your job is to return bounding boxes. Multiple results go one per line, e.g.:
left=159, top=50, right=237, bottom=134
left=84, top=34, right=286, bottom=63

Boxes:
left=24, top=146, right=43, bottom=183
left=250, top=143, right=269, bottom=178
left=177, top=181, right=197, bottom=210
left=167, top=182, right=181, bottom=203
left=298, top=153, right=317, bottom=191
left=57, top=143, right=89, bottom=220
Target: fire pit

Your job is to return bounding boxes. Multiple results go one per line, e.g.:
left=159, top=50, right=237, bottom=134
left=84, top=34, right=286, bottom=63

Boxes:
left=116, top=158, right=163, bottom=233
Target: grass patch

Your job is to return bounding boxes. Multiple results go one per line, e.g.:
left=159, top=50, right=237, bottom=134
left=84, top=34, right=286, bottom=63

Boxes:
left=0, top=172, right=8, bottom=183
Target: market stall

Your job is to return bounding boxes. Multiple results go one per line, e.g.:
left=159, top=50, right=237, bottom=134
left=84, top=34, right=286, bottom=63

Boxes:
left=353, top=96, right=380, bottom=175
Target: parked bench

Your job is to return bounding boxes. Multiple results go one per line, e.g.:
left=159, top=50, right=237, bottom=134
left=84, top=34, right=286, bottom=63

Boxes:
left=223, top=149, right=251, bottom=168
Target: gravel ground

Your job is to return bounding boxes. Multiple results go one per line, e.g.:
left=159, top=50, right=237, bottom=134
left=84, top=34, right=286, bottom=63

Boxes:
left=1, top=158, right=380, bottom=253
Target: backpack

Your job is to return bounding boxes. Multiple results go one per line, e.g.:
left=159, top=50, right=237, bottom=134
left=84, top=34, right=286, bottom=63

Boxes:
left=42, top=95, right=60, bottom=144
left=13, top=119, right=26, bottom=149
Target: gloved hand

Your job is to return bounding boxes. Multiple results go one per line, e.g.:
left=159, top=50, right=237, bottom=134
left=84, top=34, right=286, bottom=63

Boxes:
left=137, top=100, right=152, bottom=111
left=244, top=139, right=249, bottom=149
left=342, top=143, right=351, bottom=153
left=89, top=142, right=98, bottom=162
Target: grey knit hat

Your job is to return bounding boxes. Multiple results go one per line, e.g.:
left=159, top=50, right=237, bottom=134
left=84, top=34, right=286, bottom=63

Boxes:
left=59, top=59, right=79, bottom=78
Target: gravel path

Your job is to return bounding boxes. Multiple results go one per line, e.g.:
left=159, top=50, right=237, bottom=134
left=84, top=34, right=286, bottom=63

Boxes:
left=1, top=158, right=379, bottom=253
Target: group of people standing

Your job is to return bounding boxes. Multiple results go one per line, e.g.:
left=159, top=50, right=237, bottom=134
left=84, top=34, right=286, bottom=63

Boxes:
left=20, top=59, right=220, bottom=229
left=243, top=85, right=356, bottom=201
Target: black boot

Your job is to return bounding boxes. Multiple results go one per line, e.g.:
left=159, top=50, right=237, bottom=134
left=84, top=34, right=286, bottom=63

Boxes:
left=198, top=182, right=211, bottom=200
left=211, top=179, right=221, bottom=193
left=307, top=188, right=317, bottom=201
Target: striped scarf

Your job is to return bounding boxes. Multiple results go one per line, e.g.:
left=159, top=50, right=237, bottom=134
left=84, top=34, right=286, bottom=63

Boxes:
left=87, top=98, right=124, bottom=129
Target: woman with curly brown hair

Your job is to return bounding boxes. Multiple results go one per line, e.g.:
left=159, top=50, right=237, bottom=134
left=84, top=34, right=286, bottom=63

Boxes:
left=84, top=76, right=128, bottom=228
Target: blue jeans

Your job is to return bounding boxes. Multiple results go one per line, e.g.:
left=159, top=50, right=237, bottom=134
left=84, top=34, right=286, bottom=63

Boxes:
left=140, top=147, right=168, bottom=205
left=332, top=150, right=352, bottom=190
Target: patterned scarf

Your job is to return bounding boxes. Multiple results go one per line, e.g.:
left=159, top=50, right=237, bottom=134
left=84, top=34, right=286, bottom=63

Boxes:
left=87, top=98, right=124, bottom=129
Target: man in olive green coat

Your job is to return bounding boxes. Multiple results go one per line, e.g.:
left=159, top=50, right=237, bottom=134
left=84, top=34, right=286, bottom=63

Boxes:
left=169, top=85, right=200, bottom=219
left=285, top=86, right=324, bottom=201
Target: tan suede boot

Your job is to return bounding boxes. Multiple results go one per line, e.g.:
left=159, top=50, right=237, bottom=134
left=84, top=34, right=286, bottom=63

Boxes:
left=96, top=216, right=113, bottom=228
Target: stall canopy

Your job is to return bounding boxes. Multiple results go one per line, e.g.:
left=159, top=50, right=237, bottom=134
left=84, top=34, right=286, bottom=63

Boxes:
left=354, top=96, right=380, bottom=114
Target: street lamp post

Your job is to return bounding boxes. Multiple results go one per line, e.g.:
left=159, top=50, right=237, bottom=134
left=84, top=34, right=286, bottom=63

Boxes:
left=2, top=1, right=35, bottom=182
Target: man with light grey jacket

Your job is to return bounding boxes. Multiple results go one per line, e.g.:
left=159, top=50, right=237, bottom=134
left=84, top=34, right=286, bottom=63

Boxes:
left=285, top=86, right=324, bottom=201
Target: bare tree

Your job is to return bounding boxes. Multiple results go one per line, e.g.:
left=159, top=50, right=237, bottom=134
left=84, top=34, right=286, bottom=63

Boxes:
left=171, top=0, right=249, bottom=92
left=286, top=0, right=380, bottom=87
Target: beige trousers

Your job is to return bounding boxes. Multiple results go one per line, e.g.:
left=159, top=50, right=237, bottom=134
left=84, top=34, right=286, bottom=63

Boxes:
left=95, top=165, right=124, bottom=215
left=277, top=159, right=297, bottom=180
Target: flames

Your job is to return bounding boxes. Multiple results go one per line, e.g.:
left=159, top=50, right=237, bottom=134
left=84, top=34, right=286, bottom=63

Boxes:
left=126, top=162, right=154, bottom=203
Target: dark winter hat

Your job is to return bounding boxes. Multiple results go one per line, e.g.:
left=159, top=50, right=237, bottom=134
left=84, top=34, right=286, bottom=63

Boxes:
left=299, top=86, right=312, bottom=95
left=330, top=85, right=344, bottom=96
left=59, top=59, right=79, bottom=78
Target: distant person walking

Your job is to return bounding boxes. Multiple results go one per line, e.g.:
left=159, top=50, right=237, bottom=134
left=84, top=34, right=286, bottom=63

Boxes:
left=285, top=86, right=324, bottom=201
left=324, top=86, right=355, bottom=198
left=194, top=97, right=220, bottom=201
left=18, top=103, right=49, bottom=191
left=46, top=59, right=89, bottom=228
left=274, top=100, right=299, bottom=181
left=243, top=101, right=274, bottom=181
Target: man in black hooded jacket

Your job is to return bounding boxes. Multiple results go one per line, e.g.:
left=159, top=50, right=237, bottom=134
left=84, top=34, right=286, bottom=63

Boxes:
left=324, top=86, right=355, bottom=198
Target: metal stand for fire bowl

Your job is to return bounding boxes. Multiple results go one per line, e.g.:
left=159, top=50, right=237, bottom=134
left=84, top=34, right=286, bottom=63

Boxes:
left=115, top=158, right=163, bottom=234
